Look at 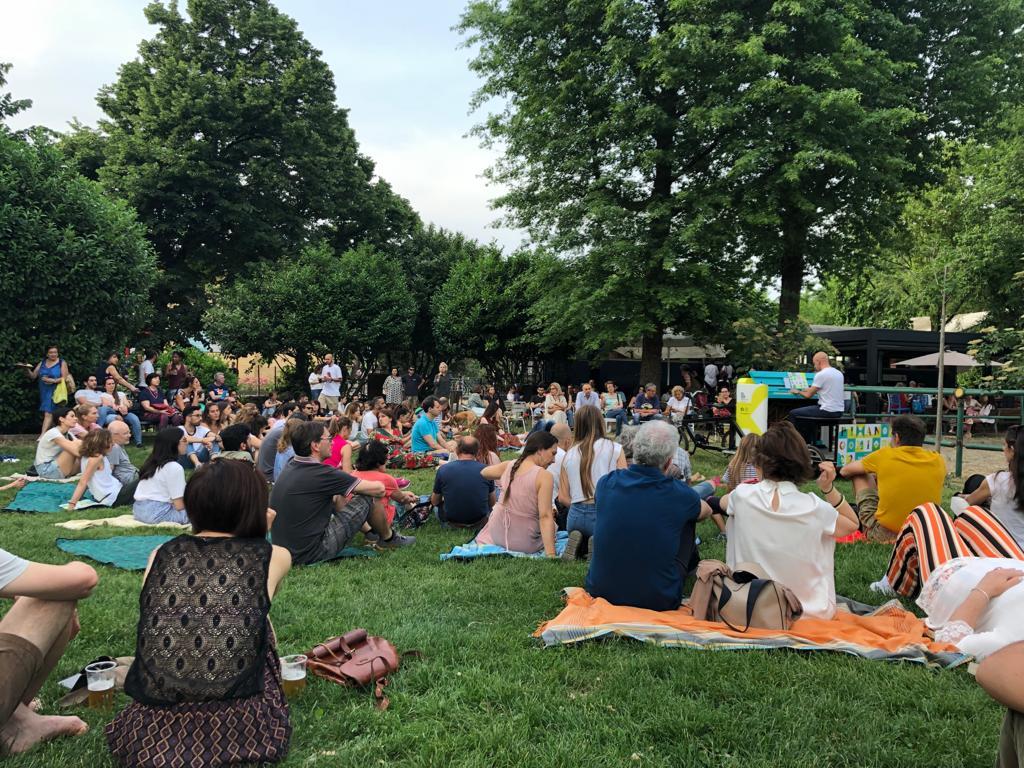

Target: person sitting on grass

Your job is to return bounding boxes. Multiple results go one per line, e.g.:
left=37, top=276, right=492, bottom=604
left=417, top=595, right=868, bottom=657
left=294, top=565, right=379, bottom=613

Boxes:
left=476, top=431, right=559, bottom=556
left=431, top=436, right=495, bottom=529
left=705, top=433, right=761, bottom=533
left=173, top=376, right=204, bottom=413
left=324, top=416, right=354, bottom=471
left=138, top=373, right=180, bottom=430
left=370, top=410, right=438, bottom=470
left=718, top=421, right=860, bottom=619
left=273, top=416, right=306, bottom=482
left=411, top=397, right=455, bottom=457
left=32, top=405, right=81, bottom=479
left=100, top=376, right=143, bottom=448
left=69, top=403, right=101, bottom=437
left=585, top=420, right=712, bottom=611
left=67, top=429, right=139, bottom=511
left=0, top=548, right=97, bottom=755
left=201, top=402, right=227, bottom=455
left=559, top=406, right=627, bottom=561
left=838, top=414, right=946, bottom=543
left=105, top=420, right=140, bottom=488
left=876, top=425, right=1024, bottom=598
left=351, top=440, right=420, bottom=533
left=178, top=406, right=214, bottom=469
left=269, top=421, right=413, bottom=564
left=214, top=423, right=256, bottom=462
left=107, top=460, right=293, bottom=767
left=914, top=561, right=1024, bottom=767
left=360, top=397, right=383, bottom=438
left=261, top=390, right=282, bottom=418
left=132, top=428, right=189, bottom=525
left=257, top=406, right=302, bottom=481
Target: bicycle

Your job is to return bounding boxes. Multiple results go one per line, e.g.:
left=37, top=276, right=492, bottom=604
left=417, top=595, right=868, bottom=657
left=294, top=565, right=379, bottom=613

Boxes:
left=676, top=413, right=736, bottom=456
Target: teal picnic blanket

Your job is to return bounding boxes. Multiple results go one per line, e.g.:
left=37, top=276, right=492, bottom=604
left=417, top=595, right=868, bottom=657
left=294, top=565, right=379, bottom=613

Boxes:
left=6, top=483, right=93, bottom=513
left=57, top=535, right=376, bottom=570
left=441, top=530, right=569, bottom=561
left=57, top=535, right=173, bottom=570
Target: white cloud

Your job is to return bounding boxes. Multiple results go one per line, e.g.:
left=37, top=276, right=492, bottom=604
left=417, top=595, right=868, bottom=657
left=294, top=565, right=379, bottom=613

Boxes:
left=363, top=130, right=527, bottom=252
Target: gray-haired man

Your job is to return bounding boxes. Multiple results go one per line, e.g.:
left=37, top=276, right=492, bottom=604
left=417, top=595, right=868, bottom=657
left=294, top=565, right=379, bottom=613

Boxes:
left=585, top=421, right=711, bottom=611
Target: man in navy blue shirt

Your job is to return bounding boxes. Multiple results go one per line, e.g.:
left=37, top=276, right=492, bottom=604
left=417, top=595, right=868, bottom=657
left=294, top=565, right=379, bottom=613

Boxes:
left=631, top=383, right=663, bottom=425
left=586, top=421, right=710, bottom=611
left=430, top=436, right=495, bottom=527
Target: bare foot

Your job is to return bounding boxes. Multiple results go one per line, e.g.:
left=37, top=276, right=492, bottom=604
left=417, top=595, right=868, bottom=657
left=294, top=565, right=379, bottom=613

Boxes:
left=1, top=706, right=88, bottom=755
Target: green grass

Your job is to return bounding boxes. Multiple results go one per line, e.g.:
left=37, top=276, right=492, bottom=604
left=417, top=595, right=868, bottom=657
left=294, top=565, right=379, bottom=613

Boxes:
left=0, top=441, right=1001, bottom=767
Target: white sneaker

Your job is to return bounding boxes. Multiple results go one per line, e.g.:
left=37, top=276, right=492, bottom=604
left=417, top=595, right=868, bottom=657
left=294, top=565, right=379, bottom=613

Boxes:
left=869, top=575, right=896, bottom=596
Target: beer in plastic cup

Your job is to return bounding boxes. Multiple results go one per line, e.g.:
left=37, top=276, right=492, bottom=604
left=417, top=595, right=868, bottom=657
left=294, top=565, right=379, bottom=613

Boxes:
left=85, top=661, right=117, bottom=710
left=280, top=654, right=307, bottom=698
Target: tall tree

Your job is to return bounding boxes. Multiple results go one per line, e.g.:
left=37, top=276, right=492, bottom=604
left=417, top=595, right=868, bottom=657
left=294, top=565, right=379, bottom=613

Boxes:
left=0, top=65, right=156, bottom=430
left=202, top=243, right=414, bottom=388
left=718, top=0, right=1024, bottom=323
left=460, top=0, right=747, bottom=384
left=94, top=0, right=388, bottom=342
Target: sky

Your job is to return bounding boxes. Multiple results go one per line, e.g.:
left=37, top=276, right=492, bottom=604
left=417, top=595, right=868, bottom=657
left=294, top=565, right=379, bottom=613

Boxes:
left=0, top=0, right=526, bottom=251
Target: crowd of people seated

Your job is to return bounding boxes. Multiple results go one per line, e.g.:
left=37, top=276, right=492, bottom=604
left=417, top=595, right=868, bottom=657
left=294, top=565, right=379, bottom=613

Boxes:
left=6, top=348, right=1024, bottom=766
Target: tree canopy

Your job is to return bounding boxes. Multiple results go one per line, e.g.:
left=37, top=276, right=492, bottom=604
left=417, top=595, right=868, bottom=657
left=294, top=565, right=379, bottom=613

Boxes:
left=0, top=65, right=156, bottom=430
left=460, top=0, right=1024, bottom=358
left=91, top=0, right=400, bottom=342
left=203, top=242, right=414, bottom=387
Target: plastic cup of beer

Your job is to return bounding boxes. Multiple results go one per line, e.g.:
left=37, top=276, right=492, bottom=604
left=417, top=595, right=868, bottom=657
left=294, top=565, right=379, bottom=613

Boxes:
left=85, top=661, right=117, bottom=710
left=280, top=654, right=307, bottom=698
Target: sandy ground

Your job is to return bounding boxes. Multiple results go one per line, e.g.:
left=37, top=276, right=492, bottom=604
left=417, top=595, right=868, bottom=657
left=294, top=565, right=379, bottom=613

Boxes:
left=939, top=435, right=1007, bottom=478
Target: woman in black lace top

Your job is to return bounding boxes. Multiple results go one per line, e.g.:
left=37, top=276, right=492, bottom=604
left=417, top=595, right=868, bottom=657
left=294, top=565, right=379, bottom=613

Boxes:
left=106, top=460, right=293, bottom=767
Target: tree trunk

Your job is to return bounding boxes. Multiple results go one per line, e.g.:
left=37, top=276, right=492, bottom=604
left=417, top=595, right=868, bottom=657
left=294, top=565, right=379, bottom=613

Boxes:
left=294, top=348, right=309, bottom=396
left=639, top=330, right=663, bottom=389
left=778, top=212, right=808, bottom=326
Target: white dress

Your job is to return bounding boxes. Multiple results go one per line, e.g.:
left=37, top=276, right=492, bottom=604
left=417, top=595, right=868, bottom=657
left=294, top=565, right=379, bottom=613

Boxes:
left=917, top=557, right=1024, bottom=660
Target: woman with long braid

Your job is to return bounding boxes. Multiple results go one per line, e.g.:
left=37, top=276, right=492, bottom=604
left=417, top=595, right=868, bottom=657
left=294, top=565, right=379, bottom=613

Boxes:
left=476, top=432, right=559, bottom=556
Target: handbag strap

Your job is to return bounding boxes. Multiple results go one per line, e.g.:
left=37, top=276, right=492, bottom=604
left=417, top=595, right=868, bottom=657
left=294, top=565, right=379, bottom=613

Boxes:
left=717, top=578, right=772, bottom=633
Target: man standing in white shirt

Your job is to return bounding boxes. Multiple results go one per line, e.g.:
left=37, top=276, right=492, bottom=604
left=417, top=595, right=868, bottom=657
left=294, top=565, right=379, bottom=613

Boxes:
left=788, top=351, right=846, bottom=443
left=703, top=361, right=719, bottom=394
left=318, top=353, right=343, bottom=414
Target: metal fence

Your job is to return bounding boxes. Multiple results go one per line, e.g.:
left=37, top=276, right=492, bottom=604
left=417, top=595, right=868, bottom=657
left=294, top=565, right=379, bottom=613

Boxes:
left=844, top=385, right=1024, bottom=476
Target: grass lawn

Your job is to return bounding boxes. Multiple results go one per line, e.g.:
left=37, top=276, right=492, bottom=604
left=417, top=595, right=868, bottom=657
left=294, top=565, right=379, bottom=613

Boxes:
left=0, top=440, right=1002, bottom=767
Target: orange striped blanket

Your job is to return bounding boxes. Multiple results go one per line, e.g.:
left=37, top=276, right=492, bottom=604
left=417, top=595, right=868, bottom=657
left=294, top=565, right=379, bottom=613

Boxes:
left=534, top=588, right=968, bottom=669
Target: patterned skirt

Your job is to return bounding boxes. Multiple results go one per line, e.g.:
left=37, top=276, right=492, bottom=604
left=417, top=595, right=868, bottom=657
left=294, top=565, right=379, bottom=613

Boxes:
left=106, top=648, right=291, bottom=767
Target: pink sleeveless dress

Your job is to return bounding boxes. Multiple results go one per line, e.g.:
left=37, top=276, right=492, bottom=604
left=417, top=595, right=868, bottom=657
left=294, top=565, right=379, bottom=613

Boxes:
left=476, top=463, right=543, bottom=553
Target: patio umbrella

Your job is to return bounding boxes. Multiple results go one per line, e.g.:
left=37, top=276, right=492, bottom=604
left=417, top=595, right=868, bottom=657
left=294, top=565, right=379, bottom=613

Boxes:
left=894, top=351, right=1002, bottom=368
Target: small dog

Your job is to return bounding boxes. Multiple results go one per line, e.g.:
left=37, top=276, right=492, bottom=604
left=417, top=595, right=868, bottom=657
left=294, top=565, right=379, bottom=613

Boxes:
left=449, top=411, right=479, bottom=430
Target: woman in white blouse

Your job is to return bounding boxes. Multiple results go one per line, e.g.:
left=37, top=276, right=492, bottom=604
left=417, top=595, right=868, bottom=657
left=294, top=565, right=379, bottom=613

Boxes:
left=719, top=420, right=859, bottom=619
left=544, top=382, right=568, bottom=425
left=663, top=385, right=691, bottom=425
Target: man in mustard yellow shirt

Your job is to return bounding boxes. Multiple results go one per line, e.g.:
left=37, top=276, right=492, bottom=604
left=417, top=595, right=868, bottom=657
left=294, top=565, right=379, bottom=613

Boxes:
left=839, top=415, right=947, bottom=542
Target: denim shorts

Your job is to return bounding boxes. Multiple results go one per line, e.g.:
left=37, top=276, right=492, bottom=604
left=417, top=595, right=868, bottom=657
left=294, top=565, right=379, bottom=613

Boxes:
left=133, top=499, right=189, bottom=525
left=34, top=460, right=63, bottom=480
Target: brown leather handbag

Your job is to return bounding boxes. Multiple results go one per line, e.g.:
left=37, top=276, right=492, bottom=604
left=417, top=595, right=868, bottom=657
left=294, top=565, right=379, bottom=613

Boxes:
left=305, top=629, right=405, bottom=710
left=689, top=560, right=803, bottom=631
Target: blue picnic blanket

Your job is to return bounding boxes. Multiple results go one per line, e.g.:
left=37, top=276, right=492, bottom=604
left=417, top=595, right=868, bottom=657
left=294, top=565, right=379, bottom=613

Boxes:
left=6, top=483, right=93, bottom=513
left=57, top=534, right=376, bottom=570
left=440, top=530, right=569, bottom=561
